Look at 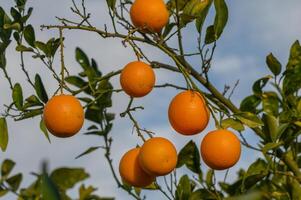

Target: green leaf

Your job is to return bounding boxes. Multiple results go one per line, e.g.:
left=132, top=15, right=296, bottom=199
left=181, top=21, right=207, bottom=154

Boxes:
left=34, top=41, right=48, bottom=55
left=0, top=52, right=7, bottom=69
left=262, top=114, right=278, bottom=142
left=16, top=44, right=34, bottom=52
left=12, top=83, right=23, bottom=110
left=15, top=108, right=43, bottom=121
left=0, top=118, right=9, bottom=152
left=162, top=22, right=176, bottom=38
left=6, top=173, right=22, bottom=191
left=75, top=47, right=90, bottom=71
left=106, top=0, right=116, bottom=10
left=225, top=191, right=263, bottom=200
left=34, top=74, right=48, bottom=103
left=266, top=53, right=281, bottom=76
left=24, top=25, right=35, bottom=47
left=290, top=179, right=301, bottom=200
left=78, top=185, right=96, bottom=200
left=221, top=118, right=244, bottom=131
left=75, top=146, right=101, bottom=159
left=283, top=63, right=301, bottom=95
left=41, top=165, right=61, bottom=200
left=213, top=0, right=228, bottom=39
left=1, top=159, right=15, bottom=177
left=262, top=142, right=283, bottom=154
left=235, top=112, right=263, bottom=128
left=205, top=25, right=215, bottom=44
left=240, top=95, right=261, bottom=113
left=195, top=0, right=213, bottom=32
left=286, top=40, right=301, bottom=69
left=189, top=189, right=216, bottom=200
left=245, top=158, right=268, bottom=177
left=176, top=140, right=201, bottom=173
left=252, top=76, right=272, bottom=95
left=23, top=95, right=43, bottom=109
left=40, top=118, right=51, bottom=143
left=0, top=186, right=8, bottom=197
left=10, top=7, right=21, bottom=21
left=50, top=168, right=89, bottom=191
left=206, top=169, right=214, bottom=187
left=46, top=38, right=60, bottom=57
left=262, top=92, right=279, bottom=116
left=175, top=175, right=192, bottom=200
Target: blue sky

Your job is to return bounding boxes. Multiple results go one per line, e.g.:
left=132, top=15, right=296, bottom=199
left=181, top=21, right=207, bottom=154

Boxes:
left=0, top=0, right=301, bottom=199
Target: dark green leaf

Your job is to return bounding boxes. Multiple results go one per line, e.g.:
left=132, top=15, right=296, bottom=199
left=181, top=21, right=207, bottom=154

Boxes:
left=75, top=146, right=101, bottom=159
left=50, top=168, right=89, bottom=190
left=213, top=0, right=228, bottom=39
left=10, top=7, right=21, bottom=21
left=24, top=25, right=36, bottom=47
left=41, top=165, right=61, bottom=200
left=262, top=92, right=279, bottom=116
left=175, top=175, right=191, bottom=200
left=3, top=22, right=21, bottom=31
left=106, top=0, right=116, bottom=10
left=0, top=52, right=7, bottom=69
left=225, top=191, right=263, bottom=200
left=176, top=140, right=201, bottom=173
left=12, top=83, right=23, bottom=110
left=235, top=112, right=263, bottom=128
left=34, top=41, right=48, bottom=55
left=266, top=53, right=281, bottom=76
left=16, top=44, right=33, bottom=52
left=16, top=108, right=43, bottom=121
left=221, top=118, right=244, bottom=131
left=262, top=142, right=283, bottom=154
left=205, top=25, right=215, bottom=44
left=75, top=47, right=90, bottom=71
left=6, top=173, right=22, bottom=191
left=162, top=22, right=176, bottom=38
left=189, top=189, right=216, bottom=200
left=240, top=95, right=261, bottom=113
left=40, top=118, right=51, bottom=143
left=195, top=0, right=213, bottom=32
left=206, top=169, right=214, bottom=187
left=262, top=114, right=278, bottom=142
left=1, top=159, right=15, bottom=177
left=23, top=95, right=43, bottom=109
left=34, top=74, right=48, bottom=103
left=0, top=118, right=9, bottom=152
left=252, top=76, right=272, bottom=95
left=0, top=186, right=8, bottom=197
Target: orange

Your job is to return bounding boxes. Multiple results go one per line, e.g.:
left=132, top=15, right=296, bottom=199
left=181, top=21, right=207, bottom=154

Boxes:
left=168, top=90, right=210, bottom=135
left=120, top=61, right=155, bottom=97
left=130, top=0, right=169, bottom=33
left=119, top=147, right=155, bottom=187
left=43, top=94, right=84, bottom=138
left=201, top=129, right=241, bottom=170
left=139, top=137, right=177, bottom=176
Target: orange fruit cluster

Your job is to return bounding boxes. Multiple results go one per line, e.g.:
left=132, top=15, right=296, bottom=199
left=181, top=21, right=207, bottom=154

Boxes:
left=42, top=0, right=242, bottom=189
left=119, top=137, right=177, bottom=187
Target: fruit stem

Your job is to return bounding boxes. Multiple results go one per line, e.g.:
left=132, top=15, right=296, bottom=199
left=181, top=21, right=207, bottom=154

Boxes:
left=59, top=28, right=65, bottom=94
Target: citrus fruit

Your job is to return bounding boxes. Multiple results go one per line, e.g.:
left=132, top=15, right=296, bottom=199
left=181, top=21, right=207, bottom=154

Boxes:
left=130, top=0, right=169, bottom=33
left=168, top=90, right=210, bottom=135
left=119, top=147, right=155, bottom=187
left=43, top=94, right=84, bottom=138
left=201, top=129, right=241, bottom=170
left=139, top=137, right=177, bottom=176
left=120, top=61, right=155, bottom=97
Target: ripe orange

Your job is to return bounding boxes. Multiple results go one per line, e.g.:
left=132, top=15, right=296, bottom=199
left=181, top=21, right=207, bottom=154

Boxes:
left=120, top=61, right=155, bottom=97
left=201, top=129, right=241, bottom=170
left=168, top=90, right=210, bottom=135
left=130, top=0, right=169, bottom=33
left=119, top=147, right=155, bottom=187
left=139, top=137, right=177, bottom=176
left=43, top=94, right=84, bottom=138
